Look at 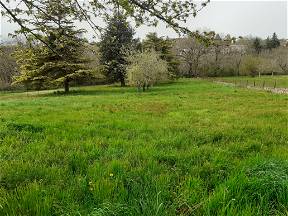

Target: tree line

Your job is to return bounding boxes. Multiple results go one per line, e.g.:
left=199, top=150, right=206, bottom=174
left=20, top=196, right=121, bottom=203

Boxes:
left=175, top=33, right=287, bottom=78
left=0, top=0, right=287, bottom=92
left=0, top=0, right=209, bottom=92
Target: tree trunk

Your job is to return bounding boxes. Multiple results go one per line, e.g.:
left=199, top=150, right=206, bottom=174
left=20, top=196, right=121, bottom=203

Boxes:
left=64, top=79, right=69, bottom=93
left=120, top=78, right=125, bottom=87
left=188, top=63, right=193, bottom=77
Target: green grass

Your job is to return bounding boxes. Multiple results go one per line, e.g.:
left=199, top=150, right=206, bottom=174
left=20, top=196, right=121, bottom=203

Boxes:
left=215, top=75, right=288, bottom=88
left=0, top=79, right=287, bottom=216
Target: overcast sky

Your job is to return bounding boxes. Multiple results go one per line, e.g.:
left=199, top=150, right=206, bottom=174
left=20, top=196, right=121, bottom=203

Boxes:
left=1, top=0, right=287, bottom=42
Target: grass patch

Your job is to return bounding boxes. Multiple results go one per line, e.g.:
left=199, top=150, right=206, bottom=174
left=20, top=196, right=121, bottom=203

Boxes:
left=205, top=158, right=288, bottom=216
left=0, top=79, right=287, bottom=215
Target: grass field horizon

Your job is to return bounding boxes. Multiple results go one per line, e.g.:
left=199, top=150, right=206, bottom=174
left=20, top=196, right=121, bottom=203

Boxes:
left=0, top=79, right=287, bottom=215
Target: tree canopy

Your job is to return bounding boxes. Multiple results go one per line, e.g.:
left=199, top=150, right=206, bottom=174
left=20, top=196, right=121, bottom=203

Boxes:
left=142, top=33, right=180, bottom=78
left=12, top=0, right=91, bottom=92
left=99, top=12, right=135, bottom=86
left=1, top=0, right=211, bottom=49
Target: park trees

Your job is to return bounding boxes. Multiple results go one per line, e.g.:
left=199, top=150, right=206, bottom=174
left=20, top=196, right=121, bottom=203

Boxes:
left=253, top=37, right=263, bottom=54
left=240, top=55, right=261, bottom=77
left=142, top=33, right=180, bottom=78
left=230, top=48, right=246, bottom=76
left=2, top=0, right=209, bottom=89
left=1, top=0, right=210, bottom=46
left=12, top=0, right=90, bottom=92
left=0, top=45, right=18, bottom=89
left=265, top=37, right=273, bottom=51
left=271, top=32, right=281, bottom=49
left=174, top=37, right=207, bottom=77
left=273, top=47, right=288, bottom=74
left=1, top=0, right=210, bottom=90
left=99, top=13, right=135, bottom=86
left=265, top=33, right=280, bottom=51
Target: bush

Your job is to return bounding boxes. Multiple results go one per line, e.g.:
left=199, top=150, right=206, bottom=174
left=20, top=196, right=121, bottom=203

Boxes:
left=240, top=55, right=261, bottom=77
left=127, top=50, right=169, bottom=91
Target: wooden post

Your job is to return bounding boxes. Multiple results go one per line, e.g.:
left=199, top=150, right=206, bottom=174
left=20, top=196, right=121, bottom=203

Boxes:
left=254, top=80, right=256, bottom=87
left=274, top=80, right=277, bottom=89
left=262, top=81, right=265, bottom=88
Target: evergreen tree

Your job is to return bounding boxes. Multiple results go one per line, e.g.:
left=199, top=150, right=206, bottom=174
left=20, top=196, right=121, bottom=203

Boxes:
left=99, top=13, right=135, bottom=87
left=271, top=32, right=280, bottom=48
left=253, top=37, right=262, bottom=54
left=13, top=0, right=90, bottom=93
left=265, top=37, right=273, bottom=51
left=142, top=33, right=180, bottom=78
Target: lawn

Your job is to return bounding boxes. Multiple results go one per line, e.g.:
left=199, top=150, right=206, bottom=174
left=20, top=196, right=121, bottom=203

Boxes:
left=214, top=75, right=288, bottom=88
left=0, top=79, right=287, bottom=216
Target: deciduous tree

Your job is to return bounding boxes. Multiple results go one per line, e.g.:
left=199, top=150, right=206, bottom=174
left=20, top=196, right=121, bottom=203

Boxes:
left=127, top=50, right=168, bottom=91
left=142, top=33, right=179, bottom=78
left=174, top=37, right=207, bottom=77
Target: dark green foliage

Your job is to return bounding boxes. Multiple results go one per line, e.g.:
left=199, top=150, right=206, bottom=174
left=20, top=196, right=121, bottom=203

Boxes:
left=142, top=33, right=180, bottom=78
left=265, top=33, right=280, bottom=50
left=99, top=13, right=135, bottom=86
left=13, top=0, right=91, bottom=93
left=271, top=32, right=281, bottom=49
left=265, top=37, right=273, bottom=50
left=253, top=37, right=262, bottom=54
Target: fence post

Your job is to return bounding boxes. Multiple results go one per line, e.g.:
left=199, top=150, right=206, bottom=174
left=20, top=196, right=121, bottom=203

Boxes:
left=274, top=80, right=277, bottom=89
left=262, top=81, right=265, bottom=89
left=254, top=80, right=256, bottom=87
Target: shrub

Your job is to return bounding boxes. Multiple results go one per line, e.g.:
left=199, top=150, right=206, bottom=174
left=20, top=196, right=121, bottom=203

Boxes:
left=240, top=55, right=261, bottom=77
left=127, top=51, right=169, bottom=91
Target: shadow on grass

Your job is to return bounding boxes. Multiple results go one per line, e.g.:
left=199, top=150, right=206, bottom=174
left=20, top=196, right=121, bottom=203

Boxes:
left=0, top=80, right=197, bottom=99
left=35, top=84, right=171, bottom=97
left=37, top=82, right=182, bottom=97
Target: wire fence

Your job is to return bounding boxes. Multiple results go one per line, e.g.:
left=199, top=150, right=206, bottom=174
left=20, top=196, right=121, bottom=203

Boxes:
left=216, top=79, right=287, bottom=89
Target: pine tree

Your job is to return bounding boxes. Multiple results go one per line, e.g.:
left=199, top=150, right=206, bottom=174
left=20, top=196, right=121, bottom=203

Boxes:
left=253, top=37, right=262, bottom=54
left=265, top=37, right=273, bottom=51
left=99, top=12, right=135, bottom=87
left=13, top=0, right=89, bottom=93
left=271, top=32, right=280, bottom=48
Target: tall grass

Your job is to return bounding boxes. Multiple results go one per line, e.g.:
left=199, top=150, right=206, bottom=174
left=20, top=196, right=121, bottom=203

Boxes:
left=0, top=79, right=287, bottom=215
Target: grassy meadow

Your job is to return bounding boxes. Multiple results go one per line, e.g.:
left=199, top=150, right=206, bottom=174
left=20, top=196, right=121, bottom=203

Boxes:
left=0, top=79, right=287, bottom=215
left=214, top=75, right=288, bottom=88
